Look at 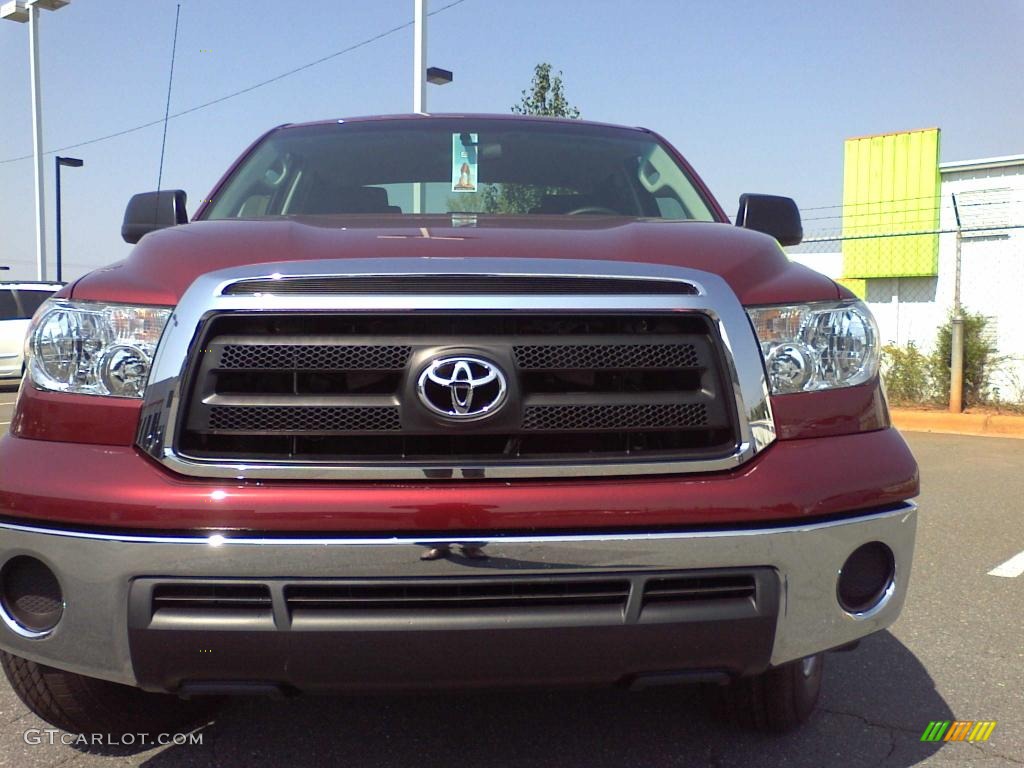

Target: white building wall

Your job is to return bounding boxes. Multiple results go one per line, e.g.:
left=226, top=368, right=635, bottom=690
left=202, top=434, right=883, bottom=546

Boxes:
left=939, top=163, right=1024, bottom=400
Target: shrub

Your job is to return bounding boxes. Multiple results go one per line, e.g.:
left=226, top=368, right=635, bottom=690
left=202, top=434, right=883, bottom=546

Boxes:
left=881, top=342, right=934, bottom=405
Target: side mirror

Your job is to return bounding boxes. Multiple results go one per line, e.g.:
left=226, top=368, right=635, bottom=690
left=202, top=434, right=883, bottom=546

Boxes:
left=735, top=193, right=802, bottom=246
left=121, top=190, right=188, bottom=244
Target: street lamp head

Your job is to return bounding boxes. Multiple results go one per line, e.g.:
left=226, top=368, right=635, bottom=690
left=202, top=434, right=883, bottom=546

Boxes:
left=0, top=1, right=29, bottom=22
left=426, top=66, right=453, bottom=86
left=57, top=156, right=83, bottom=168
left=27, top=0, right=69, bottom=10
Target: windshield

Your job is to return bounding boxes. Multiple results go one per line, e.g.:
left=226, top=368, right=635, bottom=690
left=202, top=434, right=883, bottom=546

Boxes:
left=202, top=119, right=717, bottom=221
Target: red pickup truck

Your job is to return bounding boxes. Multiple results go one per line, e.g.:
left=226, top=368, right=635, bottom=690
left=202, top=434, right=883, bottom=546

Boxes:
left=0, top=114, right=918, bottom=734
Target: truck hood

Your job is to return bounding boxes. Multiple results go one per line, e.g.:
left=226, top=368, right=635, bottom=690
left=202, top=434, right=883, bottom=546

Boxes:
left=72, top=216, right=839, bottom=306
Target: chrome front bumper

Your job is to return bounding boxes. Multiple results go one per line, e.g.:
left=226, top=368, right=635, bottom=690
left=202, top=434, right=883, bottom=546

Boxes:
left=0, top=504, right=917, bottom=688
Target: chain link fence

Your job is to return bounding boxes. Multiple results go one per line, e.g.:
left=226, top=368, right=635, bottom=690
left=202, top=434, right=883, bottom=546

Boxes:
left=787, top=189, right=1024, bottom=408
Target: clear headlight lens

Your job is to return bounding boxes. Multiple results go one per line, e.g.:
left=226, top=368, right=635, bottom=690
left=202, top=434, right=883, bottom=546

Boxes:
left=746, top=300, right=880, bottom=394
left=27, top=300, right=171, bottom=398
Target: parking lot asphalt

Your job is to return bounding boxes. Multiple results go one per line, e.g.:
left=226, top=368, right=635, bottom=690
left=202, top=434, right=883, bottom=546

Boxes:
left=0, top=384, right=14, bottom=433
left=0, top=384, right=1021, bottom=767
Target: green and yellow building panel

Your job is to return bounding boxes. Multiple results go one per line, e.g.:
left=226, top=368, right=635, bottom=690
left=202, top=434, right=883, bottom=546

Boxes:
left=841, top=128, right=941, bottom=282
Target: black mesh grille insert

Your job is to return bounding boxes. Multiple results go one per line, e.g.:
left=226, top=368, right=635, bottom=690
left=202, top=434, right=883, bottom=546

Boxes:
left=209, top=405, right=402, bottom=433
left=515, top=343, right=699, bottom=370
left=523, top=403, right=708, bottom=432
left=174, top=312, right=738, bottom=469
left=220, top=344, right=411, bottom=371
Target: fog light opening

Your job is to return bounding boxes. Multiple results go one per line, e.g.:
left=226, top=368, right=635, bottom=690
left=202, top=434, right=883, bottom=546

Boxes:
left=0, top=556, right=64, bottom=638
left=837, top=542, right=895, bottom=617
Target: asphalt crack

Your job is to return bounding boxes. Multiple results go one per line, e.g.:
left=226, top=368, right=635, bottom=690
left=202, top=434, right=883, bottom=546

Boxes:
left=50, top=751, right=84, bottom=768
left=965, top=739, right=1024, bottom=766
left=821, top=708, right=898, bottom=767
left=4, top=710, right=32, bottom=727
left=821, top=707, right=922, bottom=737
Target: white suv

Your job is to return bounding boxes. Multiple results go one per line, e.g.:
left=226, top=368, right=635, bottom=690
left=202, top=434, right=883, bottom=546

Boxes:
left=0, top=283, right=63, bottom=379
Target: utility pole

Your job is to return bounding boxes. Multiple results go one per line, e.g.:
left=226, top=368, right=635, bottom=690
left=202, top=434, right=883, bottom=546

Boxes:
left=949, top=193, right=964, bottom=413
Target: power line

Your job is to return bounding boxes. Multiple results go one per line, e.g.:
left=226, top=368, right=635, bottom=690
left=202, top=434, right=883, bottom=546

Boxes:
left=800, top=193, right=947, bottom=212
left=0, top=0, right=469, bottom=166
left=800, top=223, right=1024, bottom=243
left=801, top=197, right=1024, bottom=223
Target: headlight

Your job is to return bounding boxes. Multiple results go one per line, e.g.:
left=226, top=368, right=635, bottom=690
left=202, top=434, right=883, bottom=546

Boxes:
left=746, top=300, right=880, bottom=394
left=27, top=300, right=171, bottom=398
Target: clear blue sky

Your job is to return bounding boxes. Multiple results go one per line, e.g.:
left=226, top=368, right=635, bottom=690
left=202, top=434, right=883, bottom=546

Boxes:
left=1, top=0, right=1021, bottom=281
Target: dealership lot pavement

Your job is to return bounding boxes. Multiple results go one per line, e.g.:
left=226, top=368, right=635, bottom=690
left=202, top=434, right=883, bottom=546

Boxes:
left=0, top=386, right=1021, bottom=767
left=0, top=386, right=14, bottom=433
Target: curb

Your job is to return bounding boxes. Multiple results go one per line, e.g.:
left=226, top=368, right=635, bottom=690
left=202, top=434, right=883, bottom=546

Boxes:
left=890, top=409, right=1024, bottom=440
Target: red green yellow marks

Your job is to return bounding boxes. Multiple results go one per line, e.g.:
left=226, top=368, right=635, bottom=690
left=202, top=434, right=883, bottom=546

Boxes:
left=921, top=720, right=997, bottom=742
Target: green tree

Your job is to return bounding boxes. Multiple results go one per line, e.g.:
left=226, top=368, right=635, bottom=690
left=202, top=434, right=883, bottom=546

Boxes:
left=476, top=63, right=580, bottom=214
left=512, top=62, right=581, bottom=119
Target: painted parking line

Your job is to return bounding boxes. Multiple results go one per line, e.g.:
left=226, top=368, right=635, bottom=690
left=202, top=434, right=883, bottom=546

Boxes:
left=988, top=550, right=1024, bottom=578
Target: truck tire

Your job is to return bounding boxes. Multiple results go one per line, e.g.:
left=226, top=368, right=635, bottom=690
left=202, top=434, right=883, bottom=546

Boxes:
left=705, top=653, right=824, bottom=732
left=1, top=651, right=219, bottom=736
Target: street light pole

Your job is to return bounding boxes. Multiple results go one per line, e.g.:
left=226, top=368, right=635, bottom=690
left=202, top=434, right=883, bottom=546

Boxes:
left=55, top=156, right=82, bottom=283
left=410, top=1, right=452, bottom=215
left=54, top=155, right=61, bottom=282
left=411, top=0, right=427, bottom=214
left=1, top=0, right=71, bottom=282
left=413, top=0, right=426, bottom=114
left=2, top=0, right=72, bottom=281
left=28, top=2, right=47, bottom=281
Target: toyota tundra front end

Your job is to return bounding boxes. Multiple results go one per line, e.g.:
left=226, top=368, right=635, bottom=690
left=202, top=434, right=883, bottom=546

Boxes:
left=0, top=115, right=918, bottom=734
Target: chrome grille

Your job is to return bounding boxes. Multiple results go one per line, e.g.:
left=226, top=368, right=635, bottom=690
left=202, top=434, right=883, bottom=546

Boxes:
left=136, top=260, right=777, bottom=480
left=222, top=275, right=701, bottom=296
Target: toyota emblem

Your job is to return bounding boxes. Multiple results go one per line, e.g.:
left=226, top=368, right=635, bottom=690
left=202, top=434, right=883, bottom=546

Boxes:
left=417, top=356, right=508, bottom=420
